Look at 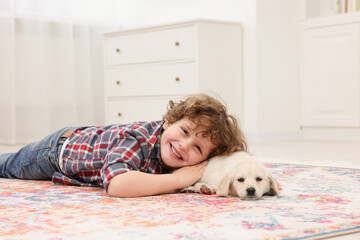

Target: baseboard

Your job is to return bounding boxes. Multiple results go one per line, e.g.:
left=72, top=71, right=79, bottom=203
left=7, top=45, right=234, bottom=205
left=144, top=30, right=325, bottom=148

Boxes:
left=0, top=138, right=15, bottom=145
left=302, top=127, right=360, bottom=141
left=245, top=130, right=302, bottom=143
left=0, top=137, right=37, bottom=145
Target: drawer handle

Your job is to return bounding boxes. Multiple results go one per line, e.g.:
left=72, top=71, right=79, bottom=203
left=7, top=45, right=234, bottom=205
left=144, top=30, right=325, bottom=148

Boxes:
left=175, top=42, right=180, bottom=46
left=116, top=48, right=121, bottom=53
left=116, top=80, right=121, bottom=85
left=175, top=77, right=180, bottom=82
left=118, top=113, right=122, bottom=117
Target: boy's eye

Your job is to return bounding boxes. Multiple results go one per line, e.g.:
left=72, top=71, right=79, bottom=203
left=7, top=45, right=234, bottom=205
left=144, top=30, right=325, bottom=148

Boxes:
left=182, top=128, right=188, bottom=135
left=195, top=145, right=202, bottom=153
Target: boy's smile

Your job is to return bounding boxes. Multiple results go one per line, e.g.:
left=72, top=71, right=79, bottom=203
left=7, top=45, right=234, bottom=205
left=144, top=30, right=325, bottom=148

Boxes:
left=170, top=143, right=183, bottom=160
left=160, top=118, right=215, bottom=168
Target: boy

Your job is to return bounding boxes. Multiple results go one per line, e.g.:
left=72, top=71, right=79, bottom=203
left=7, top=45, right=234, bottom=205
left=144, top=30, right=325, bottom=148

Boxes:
left=0, top=94, right=247, bottom=198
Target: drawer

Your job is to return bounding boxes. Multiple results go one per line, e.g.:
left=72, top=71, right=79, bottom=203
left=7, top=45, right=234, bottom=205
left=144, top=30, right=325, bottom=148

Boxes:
left=105, top=26, right=197, bottom=65
left=105, top=62, right=197, bottom=97
left=105, top=96, right=183, bottom=125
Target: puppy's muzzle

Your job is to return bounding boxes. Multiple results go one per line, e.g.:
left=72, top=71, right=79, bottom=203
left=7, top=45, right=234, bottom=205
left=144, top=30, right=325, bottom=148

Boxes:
left=246, top=187, right=256, bottom=196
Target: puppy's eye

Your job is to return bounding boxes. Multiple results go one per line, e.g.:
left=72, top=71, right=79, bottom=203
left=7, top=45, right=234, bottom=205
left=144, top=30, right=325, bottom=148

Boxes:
left=256, top=177, right=263, bottom=182
left=237, top=178, right=245, bottom=182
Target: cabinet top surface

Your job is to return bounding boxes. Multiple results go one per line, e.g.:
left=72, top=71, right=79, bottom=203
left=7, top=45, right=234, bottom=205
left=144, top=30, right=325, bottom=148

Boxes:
left=302, top=12, right=360, bottom=29
left=103, top=18, right=242, bottom=36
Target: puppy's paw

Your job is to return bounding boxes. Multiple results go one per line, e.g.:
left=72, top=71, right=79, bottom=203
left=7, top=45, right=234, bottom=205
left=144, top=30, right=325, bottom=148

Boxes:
left=181, top=183, right=215, bottom=195
left=200, top=184, right=216, bottom=195
left=180, top=186, right=197, bottom=193
left=191, top=183, right=215, bottom=195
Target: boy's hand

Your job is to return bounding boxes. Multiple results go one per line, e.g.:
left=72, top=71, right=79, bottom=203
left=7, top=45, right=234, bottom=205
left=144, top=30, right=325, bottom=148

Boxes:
left=172, top=161, right=208, bottom=189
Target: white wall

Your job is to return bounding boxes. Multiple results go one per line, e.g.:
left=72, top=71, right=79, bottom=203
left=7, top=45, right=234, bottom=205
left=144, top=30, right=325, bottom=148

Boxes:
left=116, top=0, right=300, bottom=143
left=254, top=0, right=301, bottom=142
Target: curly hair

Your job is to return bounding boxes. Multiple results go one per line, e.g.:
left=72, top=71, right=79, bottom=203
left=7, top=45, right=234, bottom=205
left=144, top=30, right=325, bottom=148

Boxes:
left=162, top=93, right=247, bottom=158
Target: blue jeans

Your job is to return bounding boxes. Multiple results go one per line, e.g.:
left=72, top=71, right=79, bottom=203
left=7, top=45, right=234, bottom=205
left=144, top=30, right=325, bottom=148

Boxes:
left=0, top=127, right=76, bottom=180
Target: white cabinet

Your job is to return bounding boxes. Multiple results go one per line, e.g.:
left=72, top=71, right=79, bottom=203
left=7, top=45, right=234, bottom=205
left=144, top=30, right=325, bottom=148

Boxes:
left=299, top=0, right=360, bottom=140
left=300, top=21, right=360, bottom=127
left=103, top=19, right=243, bottom=125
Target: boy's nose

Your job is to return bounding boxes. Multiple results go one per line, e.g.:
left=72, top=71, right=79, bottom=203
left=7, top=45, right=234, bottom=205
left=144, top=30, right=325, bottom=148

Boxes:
left=180, top=139, right=192, bottom=151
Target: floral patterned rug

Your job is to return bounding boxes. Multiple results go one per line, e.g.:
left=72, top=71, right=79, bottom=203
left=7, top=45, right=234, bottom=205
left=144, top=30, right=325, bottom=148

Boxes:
left=0, top=163, right=359, bottom=240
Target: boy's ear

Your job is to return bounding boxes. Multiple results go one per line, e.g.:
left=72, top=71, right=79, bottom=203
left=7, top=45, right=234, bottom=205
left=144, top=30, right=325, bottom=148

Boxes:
left=163, top=121, right=169, bottom=130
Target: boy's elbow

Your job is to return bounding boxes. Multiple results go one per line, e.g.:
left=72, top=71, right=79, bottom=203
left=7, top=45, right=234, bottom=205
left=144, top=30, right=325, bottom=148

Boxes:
left=107, top=184, right=121, bottom=198
left=107, top=188, right=127, bottom=198
left=107, top=174, right=129, bottom=198
left=107, top=172, right=141, bottom=198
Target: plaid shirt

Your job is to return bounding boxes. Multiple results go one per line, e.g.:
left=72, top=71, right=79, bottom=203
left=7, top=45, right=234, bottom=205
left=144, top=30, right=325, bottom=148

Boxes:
left=52, top=121, right=170, bottom=191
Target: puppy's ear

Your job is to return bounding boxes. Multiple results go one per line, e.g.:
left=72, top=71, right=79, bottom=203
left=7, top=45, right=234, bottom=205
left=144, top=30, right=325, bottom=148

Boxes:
left=265, top=175, right=279, bottom=196
left=216, top=174, right=233, bottom=197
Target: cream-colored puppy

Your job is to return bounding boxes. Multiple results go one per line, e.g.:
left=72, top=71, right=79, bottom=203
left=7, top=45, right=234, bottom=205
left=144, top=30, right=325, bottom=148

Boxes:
left=184, top=151, right=279, bottom=200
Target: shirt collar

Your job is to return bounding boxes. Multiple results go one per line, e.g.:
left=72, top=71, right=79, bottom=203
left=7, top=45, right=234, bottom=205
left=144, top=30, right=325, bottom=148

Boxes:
left=157, top=125, right=173, bottom=173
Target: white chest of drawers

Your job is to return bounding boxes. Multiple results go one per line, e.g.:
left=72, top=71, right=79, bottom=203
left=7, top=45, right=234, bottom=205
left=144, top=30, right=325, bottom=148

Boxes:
left=103, top=19, right=243, bottom=125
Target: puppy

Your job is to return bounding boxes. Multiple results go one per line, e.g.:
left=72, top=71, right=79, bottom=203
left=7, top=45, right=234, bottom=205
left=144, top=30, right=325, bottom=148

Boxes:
left=183, top=151, right=279, bottom=200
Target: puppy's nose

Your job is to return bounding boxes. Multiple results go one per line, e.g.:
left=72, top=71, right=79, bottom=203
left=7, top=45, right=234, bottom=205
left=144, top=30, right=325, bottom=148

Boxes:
left=246, top=187, right=256, bottom=196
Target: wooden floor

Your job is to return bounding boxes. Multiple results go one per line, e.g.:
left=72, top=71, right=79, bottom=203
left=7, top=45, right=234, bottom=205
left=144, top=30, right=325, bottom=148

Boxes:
left=250, top=140, right=360, bottom=169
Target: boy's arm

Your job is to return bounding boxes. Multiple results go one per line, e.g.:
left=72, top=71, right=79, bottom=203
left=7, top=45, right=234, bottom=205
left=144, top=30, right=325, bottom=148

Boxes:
left=107, top=161, right=208, bottom=198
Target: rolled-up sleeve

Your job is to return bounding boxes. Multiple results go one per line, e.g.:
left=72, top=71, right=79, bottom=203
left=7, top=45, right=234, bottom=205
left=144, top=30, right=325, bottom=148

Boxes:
left=100, top=131, right=142, bottom=191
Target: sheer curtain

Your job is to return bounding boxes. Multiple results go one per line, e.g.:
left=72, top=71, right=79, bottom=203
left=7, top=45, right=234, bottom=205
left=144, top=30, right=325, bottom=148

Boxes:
left=0, top=0, right=120, bottom=144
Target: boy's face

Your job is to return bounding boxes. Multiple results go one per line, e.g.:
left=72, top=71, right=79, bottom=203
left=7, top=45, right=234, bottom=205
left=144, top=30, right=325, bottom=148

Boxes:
left=160, top=118, right=216, bottom=168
